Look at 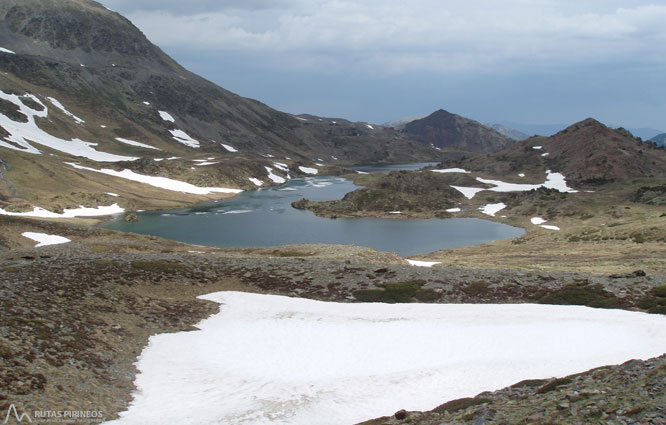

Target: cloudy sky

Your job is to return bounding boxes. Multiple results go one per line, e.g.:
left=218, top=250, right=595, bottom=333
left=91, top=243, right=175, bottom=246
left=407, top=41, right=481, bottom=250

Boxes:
left=101, top=0, right=666, bottom=133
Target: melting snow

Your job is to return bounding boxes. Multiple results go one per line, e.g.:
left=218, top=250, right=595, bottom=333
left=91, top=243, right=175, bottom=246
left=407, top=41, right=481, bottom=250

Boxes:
left=115, top=138, right=161, bottom=150
left=542, top=153, right=550, bottom=157
left=431, top=168, right=471, bottom=174
left=366, top=124, right=374, bottom=129
left=66, top=163, right=242, bottom=195
left=298, top=166, right=318, bottom=175
left=450, top=186, right=485, bottom=199
left=106, top=192, right=119, bottom=197
left=407, top=260, right=441, bottom=267
left=46, top=97, right=85, bottom=124
left=104, top=292, right=666, bottom=425
left=273, top=162, right=289, bottom=172
left=265, top=167, right=286, bottom=184
left=531, top=217, right=560, bottom=231
left=532, top=146, right=542, bottom=150
left=518, top=173, right=525, bottom=178
left=169, top=129, right=200, bottom=148
left=388, top=211, right=402, bottom=214
left=158, top=111, right=175, bottom=122
left=0, top=91, right=136, bottom=162
left=0, top=204, right=124, bottom=218
left=248, top=178, right=264, bottom=187
left=446, top=208, right=461, bottom=213
left=479, top=203, right=507, bottom=217
left=452, top=171, right=578, bottom=200
left=0, top=47, right=16, bottom=54
left=143, top=101, right=151, bottom=106
left=221, top=144, right=238, bottom=153
left=22, top=232, right=71, bottom=247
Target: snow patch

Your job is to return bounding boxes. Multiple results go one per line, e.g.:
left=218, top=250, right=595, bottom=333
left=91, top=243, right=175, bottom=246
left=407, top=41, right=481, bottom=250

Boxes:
left=446, top=208, right=461, bottom=213
left=169, top=129, right=200, bottom=148
left=452, top=171, right=578, bottom=200
left=407, top=260, right=441, bottom=267
left=143, top=101, right=151, bottom=106
left=532, top=146, right=542, bottom=150
left=106, top=193, right=119, bottom=197
left=0, top=91, right=135, bottom=162
left=0, top=47, right=16, bottom=54
left=531, top=217, right=560, bottom=231
left=388, top=211, right=402, bottom=214
left=542, top=153, right=550, bottom=157
left=221, top=143, right=238, bottom=153
left=105, top=292, right=666, bottom=425
left=115, top=138, right=161, bottom=150
left=158, top=111, right=175, bottom=122
left=518, top=173, right=525, bottom=178
left=66, top=163, right=242, bottom=195
left=479, top=203, right=507, bottom=217
left=22, top=232, right=71, bottom=247
left=273, top=162, right=290, bottom=172
left=431, top=168, right=471, bottom=174
left=366, top=124, right=374, bottom=129
left=298, top=166, right=318, bottom=175
left=249, top=178, right=263, bottom=186
left=46, top=97, right=85, bottom=124
left=265, top=167, right=286, bottom=184
left=0, top=204, right=124, bottom=218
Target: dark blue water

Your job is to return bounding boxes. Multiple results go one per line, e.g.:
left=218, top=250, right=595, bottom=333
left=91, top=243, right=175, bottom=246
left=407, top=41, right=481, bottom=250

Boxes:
left=100, top=166, right=524, bottom=256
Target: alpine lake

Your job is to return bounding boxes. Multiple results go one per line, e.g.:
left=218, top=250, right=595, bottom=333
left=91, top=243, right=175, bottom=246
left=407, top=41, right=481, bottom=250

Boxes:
left=100, top=163, right=525, bottom=256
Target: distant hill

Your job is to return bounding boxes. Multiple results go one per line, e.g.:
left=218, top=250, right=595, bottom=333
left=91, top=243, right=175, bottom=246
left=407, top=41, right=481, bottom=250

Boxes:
left=402, top=109, right=515, bottom=153
left=625, top=127, right=664, bottom=141
left=487, top=123, right=529, bottom=141
left=651, top=133, right=666, bottom=147
left=495, top=121, right=568, bottom=137
left=454, top=118, right=666, bottom=186
left=383, top=115, right=427, bottom=128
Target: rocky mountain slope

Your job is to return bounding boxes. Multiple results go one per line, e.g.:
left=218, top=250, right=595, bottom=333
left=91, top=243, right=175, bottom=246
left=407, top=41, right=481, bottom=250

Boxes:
left=488, top=123, right=529, bottom=141
left=449, top=118, right=666, bottom=186
left=0, top=0, right=439, bottom=214
left=401, top=109, right=515, bottom=153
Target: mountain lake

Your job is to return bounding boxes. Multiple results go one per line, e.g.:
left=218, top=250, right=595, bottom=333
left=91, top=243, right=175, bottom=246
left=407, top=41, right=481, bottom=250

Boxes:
left=100, top=163, right=525, bottom=256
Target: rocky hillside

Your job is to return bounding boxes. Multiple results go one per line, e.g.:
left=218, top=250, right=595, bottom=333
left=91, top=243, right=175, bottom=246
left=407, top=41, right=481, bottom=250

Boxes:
left=0, top=0, right=439, bottom=213
left=449, top=118, right=666, bottom=186
left=401, top=109, right=515, bottom=153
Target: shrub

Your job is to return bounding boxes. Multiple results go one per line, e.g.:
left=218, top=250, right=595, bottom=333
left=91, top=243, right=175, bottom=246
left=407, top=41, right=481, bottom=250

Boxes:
left=130, top=260, right=185, bottom=273
left=353, top=281, right=424, bottom=303
left=654, top=285, right=666, bottom=298
left=539, top=281, right=619, bottom=309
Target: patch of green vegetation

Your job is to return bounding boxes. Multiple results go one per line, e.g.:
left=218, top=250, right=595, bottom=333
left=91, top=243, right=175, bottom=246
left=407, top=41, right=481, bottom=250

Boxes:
left=632, top=233, right=646, bottom=244
left=464, top=280, right=490, bottom=296
left=433, top=397, right=492, bottom=414
left=130, top=260, right=185, bottom=273
left=277, top=251, right=315, bottom=258
left=539, top=281, right=619, bottom=309
left=536, top=377, right=573, bottom=394
left=648, top=306, right=666, bottom=315
left=92, top=259, right=114, bottom=266
left=414, top=288, right=440, bottom=302
left=353, top=281, right=425, bottom=303
left=638, top=297, right=658, bottom=310
left=654, top=285, right=666, bottom=298
left=1, top=266, right=19, bottom=273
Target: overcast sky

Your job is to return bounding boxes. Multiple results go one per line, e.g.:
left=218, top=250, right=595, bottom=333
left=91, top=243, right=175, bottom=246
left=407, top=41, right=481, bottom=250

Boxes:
left=101, top=0, right=666, bottom=132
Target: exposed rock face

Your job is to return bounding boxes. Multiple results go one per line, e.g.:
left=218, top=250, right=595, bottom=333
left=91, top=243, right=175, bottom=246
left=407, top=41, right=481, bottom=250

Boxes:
left=402, top=109, right=515, bottom=153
